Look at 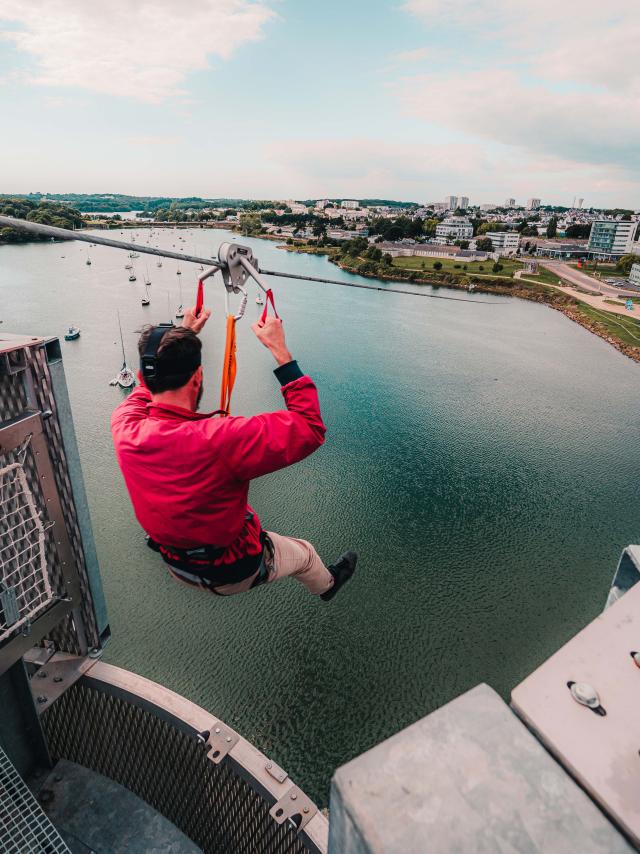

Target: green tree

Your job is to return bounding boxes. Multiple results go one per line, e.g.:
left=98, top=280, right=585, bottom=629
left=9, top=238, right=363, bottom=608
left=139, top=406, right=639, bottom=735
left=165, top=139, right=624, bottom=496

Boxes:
left=616, top=254, right=640, bottom=275
left=492, top=262, right=503, bottom=273
left=546, top=216, right=558, bottom=238
left=433, top=261, right=443, bottom=270
left=476, top=237, right=493, bottom=251
left=422, top=218, right=439, bottom=237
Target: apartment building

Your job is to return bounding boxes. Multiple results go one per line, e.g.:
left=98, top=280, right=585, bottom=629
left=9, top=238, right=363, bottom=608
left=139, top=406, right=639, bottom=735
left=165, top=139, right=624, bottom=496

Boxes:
left=587, top=220, right=635, bottom=258
left=527, top=198, right=541, bottom=210
left=435, top=216, right=474, bottom=243
left=341, top=200, right=359, bottom=209
left=629, top=263, right=640, bottom=287
left=445, top=195, right=458, bottom=209
left=459, top=196, right=469, bottom=209
left=484, top=231, right=520, bottom=255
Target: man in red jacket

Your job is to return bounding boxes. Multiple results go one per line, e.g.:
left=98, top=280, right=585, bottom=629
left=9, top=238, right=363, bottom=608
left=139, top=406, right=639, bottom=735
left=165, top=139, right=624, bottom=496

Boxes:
left=111, top=305, right=357, bottom=601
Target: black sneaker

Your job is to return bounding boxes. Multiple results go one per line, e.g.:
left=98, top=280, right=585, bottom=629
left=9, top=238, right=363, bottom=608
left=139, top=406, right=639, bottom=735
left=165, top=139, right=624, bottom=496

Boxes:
left=321, top=551, right=358, bottom=602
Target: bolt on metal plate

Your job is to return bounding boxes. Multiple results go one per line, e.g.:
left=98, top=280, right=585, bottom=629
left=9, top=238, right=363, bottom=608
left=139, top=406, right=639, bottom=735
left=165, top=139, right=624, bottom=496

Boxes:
left=270, top=785, right=317, bottom=833
left=205, top=724, right=239, bottom=764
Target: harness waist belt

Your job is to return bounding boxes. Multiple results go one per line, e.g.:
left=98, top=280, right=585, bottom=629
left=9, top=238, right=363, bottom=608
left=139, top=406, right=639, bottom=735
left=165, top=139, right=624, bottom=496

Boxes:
left=146, top=535, right=264, bottom=586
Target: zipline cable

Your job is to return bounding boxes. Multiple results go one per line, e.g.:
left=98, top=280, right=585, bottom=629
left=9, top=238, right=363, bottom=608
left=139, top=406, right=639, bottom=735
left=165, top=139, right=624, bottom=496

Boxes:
left=0, top=215, right=503, bottom=305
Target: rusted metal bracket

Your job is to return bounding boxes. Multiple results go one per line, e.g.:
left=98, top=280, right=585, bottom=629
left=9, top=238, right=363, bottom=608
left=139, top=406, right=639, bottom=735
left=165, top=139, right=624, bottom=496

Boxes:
left=28, top=652, right=99, bottom=714
left=265, top=759, right=288, bottom=784
left=23, top=641, right=56, bottom=668
left=204, top=723, right=240, bottom=764
left=270, top=785, right=317, bottom=833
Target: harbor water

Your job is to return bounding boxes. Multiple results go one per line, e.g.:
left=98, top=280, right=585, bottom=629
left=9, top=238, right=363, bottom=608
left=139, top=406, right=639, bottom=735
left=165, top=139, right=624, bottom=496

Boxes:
left=1, top=228, right=639, bottom=805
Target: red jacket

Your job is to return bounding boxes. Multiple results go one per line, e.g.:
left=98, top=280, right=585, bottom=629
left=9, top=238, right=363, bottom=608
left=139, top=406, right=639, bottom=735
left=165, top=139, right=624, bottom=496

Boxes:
left=111, top=362, right=325, bottom=568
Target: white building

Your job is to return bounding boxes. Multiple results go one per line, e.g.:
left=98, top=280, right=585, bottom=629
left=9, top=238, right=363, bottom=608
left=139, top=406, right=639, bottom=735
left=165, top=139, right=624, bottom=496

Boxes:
left=485, top=231, right=520, bottom=255
left=341, top=200, right=359, bottom=209
left=315, top=199, right=330, bottom=210
left=480, top=204, right=498, bottom=212
left=527, top=198, right=541, bottom=210
left=504, top=198, right=516, bottom=207
left=459, top=196, right=469, bottom=209
left=587, top=220, right=635, bottom=258
left=445, top=195, right=458, bottom=209
left=285, top=201, right=309, bottom=214
left=435, top=216, right=474, bottom=243
left=629, top=263, right=640, bottom=287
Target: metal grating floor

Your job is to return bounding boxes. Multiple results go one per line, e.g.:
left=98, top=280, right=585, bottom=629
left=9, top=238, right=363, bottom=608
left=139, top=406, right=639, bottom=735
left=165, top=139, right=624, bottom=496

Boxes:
left=0, top=746, right=70, bottom=854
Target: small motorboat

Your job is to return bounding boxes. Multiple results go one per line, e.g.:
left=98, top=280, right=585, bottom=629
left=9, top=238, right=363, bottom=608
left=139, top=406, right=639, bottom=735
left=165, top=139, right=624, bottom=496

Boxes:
left=156, top=261, right=162, bottom=268
left=256, top=294, right=264, bottom=305
left=128, top=273, right=137, bottom=282
left=64, top=326, right=80, bottom=341
left=125, top=264, right=133, bottom=270
left=86, top=257, right=92, bottom=266
left=175, top=304, right=184, bottom=319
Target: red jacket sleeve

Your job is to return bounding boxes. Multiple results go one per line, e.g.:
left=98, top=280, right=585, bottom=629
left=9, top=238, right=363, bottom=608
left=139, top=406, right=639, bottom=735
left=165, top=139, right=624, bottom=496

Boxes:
left=110, top=383, right=152, bottom=437
left=220, top=375, right=326, bottom=481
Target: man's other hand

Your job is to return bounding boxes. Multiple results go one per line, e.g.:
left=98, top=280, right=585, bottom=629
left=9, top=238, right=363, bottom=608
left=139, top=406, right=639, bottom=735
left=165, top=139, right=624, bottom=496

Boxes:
left=251, top=316, right=293, bottom=366
left=182, top=306, right=211, bottom=335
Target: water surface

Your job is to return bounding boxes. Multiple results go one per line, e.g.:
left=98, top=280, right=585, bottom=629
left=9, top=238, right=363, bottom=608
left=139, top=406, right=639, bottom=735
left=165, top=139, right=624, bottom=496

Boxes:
left=1, top=228, right=639, bottom=805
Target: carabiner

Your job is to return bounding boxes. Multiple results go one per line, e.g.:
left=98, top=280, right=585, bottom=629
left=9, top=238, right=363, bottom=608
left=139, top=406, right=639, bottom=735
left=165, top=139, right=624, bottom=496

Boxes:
left=225, top=284, right=248, bottom=321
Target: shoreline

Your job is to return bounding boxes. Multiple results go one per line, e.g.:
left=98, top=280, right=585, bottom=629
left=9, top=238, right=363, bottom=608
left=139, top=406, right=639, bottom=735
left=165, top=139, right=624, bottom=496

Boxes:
left=275, top=242, right=640, bottom=364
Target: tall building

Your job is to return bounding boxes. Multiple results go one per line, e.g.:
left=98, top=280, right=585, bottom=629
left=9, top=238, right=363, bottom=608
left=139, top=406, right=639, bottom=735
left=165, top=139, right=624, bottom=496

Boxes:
left=484, top=232, right=520, bottom=255
left=341, top=200, right=359, bottom=209
left=577, top=198, right=584, bottom=209
left=629, top=263, right=640, bottom=287
left=435, top=216, right=474, bottom=243
left=445, top=195, right=458, bottom=210
left=526, top=198, right=541, bottom=210
left=588, top=221, right=635, bottom=258
left=504, top=198, right=516, bottom=207
left=459, top=196, right=469, bottom=209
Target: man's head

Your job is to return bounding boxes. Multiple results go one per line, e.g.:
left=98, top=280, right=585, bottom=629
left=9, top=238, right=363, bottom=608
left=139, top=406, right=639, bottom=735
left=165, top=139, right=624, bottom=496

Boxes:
left=138, top=325, right=203, bottom=407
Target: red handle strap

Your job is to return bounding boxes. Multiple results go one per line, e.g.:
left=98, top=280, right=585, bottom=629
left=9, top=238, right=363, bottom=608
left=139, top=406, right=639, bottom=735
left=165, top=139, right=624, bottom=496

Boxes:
left=195, top=279, right=204, bottom=317
left=260, top=289, right=279, bottom=324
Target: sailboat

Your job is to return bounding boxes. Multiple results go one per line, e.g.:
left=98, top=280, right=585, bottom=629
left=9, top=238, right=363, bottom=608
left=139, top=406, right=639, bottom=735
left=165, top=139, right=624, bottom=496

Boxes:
left=85, top=252, right=92, bottom=266
left=175, top=276, right=184, bottom=319
left=144, top=265, right=151, bottom=286
left=110, top=311, right=136, bottom=388
left=176, top=263, right=182, bottom=276
left=142, top=284, right=150, bottom=306
left=128, top=266, right=137, bottom=282
left=156, top=260, right=163, bottom=268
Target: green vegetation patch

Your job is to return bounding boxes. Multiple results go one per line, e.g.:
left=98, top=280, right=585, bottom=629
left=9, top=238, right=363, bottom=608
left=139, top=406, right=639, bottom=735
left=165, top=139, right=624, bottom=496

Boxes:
left=576, top=302, right=640, bottom=347
left=391, top=255, right=522, bottom=278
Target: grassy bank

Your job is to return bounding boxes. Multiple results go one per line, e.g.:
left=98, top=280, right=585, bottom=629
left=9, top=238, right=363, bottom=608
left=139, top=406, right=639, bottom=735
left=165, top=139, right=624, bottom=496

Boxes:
left=391, top=255, right=522, bottom=279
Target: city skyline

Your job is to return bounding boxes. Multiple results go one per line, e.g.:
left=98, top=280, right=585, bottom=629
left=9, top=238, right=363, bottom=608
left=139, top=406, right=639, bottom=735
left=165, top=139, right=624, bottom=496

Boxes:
left=0, top=0, right=638, bottom=207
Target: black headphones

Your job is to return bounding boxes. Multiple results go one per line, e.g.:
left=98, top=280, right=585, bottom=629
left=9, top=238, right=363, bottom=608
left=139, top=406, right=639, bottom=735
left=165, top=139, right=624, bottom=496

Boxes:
left=140, top=323, right=174, bottom=380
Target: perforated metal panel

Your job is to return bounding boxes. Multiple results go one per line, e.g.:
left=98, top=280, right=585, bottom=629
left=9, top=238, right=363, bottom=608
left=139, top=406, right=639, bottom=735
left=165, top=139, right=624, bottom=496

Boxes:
left=0, top=462, right=52, bottom=641
left=0, top=745, right=70, bottom=854
left=0, top=338, right=101, bottom=663
left=43, top=680, right=314, bottom=854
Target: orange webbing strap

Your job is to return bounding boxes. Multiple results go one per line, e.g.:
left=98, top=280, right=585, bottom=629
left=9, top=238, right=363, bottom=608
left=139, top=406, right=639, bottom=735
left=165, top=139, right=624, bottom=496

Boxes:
left=219, top=314, right=237, bottom=416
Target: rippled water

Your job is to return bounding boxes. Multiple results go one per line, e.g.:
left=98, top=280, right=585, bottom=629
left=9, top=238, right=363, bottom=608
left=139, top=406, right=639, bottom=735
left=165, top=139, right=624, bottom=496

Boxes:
left=2, top=228, right=639, bottom=805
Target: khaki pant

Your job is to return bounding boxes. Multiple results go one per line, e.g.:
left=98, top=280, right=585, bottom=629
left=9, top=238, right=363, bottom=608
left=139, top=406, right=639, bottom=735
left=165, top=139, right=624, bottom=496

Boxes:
left=169, top=531, right=334, bottom=597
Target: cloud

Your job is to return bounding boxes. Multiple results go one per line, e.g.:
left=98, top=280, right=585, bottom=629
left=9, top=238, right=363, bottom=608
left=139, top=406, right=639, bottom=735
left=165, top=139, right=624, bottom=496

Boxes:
left=0, top=0, right=275, bottom=103
left=263, top=138, right=491, bottom=198
left=393, top=47, right=430, bottom=64
left=400, top=69, right=640, bottom=171
left=399, top=0, right=640, bottom=180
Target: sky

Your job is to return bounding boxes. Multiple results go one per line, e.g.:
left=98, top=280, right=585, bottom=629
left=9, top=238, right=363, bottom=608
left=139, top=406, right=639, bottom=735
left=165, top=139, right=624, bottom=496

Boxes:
left=0, top=0, right=638, bottom=207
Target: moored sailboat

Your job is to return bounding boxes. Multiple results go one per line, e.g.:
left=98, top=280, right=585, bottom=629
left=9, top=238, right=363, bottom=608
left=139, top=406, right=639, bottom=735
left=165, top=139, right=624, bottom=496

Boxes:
left=109, top=311, right=136, bottom=388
